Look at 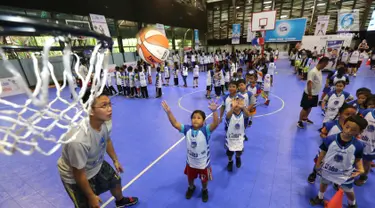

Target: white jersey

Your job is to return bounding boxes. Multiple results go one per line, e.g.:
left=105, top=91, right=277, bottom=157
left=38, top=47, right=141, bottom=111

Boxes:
left=164, top=66, right=170, bottom=78
left=191, top=54, right=196, bottom=62
left=341, top=51, right=349, bottom=63
left=173, top=55, right=179, bottom=63
left=348, top=51, right=360, bottom=64
left=182, top=66, right=188, bottom=76
left=239, top=91, right=256, bottom=108
left=321, top=134, right=363, bottom=185
left=263, top=74, right=271, bottom=92
left=325, top=120, right=343, bottom=136
left=115, top=71, right=122, bottom=85
left=268, top=63, right=276, bottom=75
left=222, top=94, right=236, bottom=115
left=226, top=112, right=245, bottom=151
left=323, top=91, right=351, bottom=123
left=139, top=71, right=147, bottom=87
left=360, top=110, right=375, bottom=156
left=181, top=124, right=211, bottom=169
left=206, top=70, right=213, bottom=86
left=193, top=65, right=199, bottom=77
left=156, top=72, right=162, bottom=88
left=224, top=70, right=230, bottom=82
left=220, top=70, right=225, bottom=85
left=107, top=73, right=113, bottom=86
left=204, top=55, right=209, bottom=64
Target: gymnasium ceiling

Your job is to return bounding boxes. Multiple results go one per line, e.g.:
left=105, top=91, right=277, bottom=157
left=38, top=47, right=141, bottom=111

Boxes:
left=206, top=0, right=375, bottom=40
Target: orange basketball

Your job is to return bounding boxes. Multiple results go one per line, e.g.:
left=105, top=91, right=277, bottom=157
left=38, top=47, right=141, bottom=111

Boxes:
left=136, top=28, right=170, bottom=64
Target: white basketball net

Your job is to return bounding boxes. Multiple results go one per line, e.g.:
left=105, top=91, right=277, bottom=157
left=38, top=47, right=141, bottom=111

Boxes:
left=0, top=36, right=108, bottom=156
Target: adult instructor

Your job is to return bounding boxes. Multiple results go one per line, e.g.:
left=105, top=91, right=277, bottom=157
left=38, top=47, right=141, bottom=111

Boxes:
left=58, top=90, right=138, bottom=208
left=297, top=57, right=329, bottom=129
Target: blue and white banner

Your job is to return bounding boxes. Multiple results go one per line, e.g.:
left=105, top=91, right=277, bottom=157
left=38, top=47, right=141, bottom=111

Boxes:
left=337, top=9, right=359, bottom=32
left=194, top=29, right=199, bottom=50
left=327, top=40, right=344, bottom=50
left=265, top=18, right=307, bottom=42
left=232, top=24, right=241, bottom=44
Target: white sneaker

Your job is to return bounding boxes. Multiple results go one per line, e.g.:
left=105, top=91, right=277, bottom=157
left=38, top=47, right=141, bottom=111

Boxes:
left=353, top=73, right=357, bottom=77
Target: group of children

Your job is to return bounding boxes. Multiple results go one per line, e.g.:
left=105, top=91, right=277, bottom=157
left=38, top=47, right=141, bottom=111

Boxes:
left=301, top=62, right=375, bottom=207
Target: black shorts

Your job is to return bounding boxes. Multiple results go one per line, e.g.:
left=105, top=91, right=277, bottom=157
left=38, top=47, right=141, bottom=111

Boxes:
left=61, top=160, right=121, bottom=208
left=348, top=63, right=357, bottom=68
left=206, top=85, right=212, bottom=91
left=226, top=149, right=243, bottom=157
left=300, top=92, right=319, bottom=109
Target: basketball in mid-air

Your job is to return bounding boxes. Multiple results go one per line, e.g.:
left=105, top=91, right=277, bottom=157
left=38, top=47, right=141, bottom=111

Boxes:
left=136, top=28, right=170, bottom=64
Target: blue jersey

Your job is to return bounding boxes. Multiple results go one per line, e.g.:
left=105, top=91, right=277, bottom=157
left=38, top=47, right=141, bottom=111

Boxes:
left=320, top=134, right=363, bottom=185
left=180, top=124, right=211, bottom=169
left=323, top=91, right=351, bottom=123
left=360, top=109, right=375, bottom=156
left=347, top=99, right=366, bottom=114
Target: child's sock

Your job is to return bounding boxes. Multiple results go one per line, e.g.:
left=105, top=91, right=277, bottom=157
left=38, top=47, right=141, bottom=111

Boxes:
left=348, top=199, right=356, bottom=205
left=318, top=191, right=324, bottom=199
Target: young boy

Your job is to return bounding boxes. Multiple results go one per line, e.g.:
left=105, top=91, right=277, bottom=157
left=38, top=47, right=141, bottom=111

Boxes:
left=139, top=67, right=149, bottom=98
left=238, top=79, right=256, bottom=141
left=206, top=67, right=213, bottom=99
left=310, top=115, right=368, bottom=208
left=354, top=95, right=375, bottom=186
left=193, top=65, right=199, bottom=88
left=321, top=80, right=353, bottom=123
left=115, top=67, right=123, bottom=95
left=161, top=99, right=219, bottom=202
left=164, top=62, right=170, bottom=86
left=220, top=81, right=239, bottom=129
left=58, top=90, right=138, bottom=208
left=225, top=95, right=250, bottom=172
left=155, top=67, right=162, bottom=98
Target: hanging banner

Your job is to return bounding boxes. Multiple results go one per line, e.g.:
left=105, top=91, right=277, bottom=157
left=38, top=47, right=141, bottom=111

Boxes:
left=337, top=9, right=360, bottom=32
left=89, top=14, right=111, bottom=37
left=194, top=29, right=199, bottom=50
left=155, top=23, right=166, bottom=36
left=265, top=18, right=307, bottom=42
left=0, top=77, right=24, bottom=98
left=314, top=15, right=330, bottom=36
left=247, top=23, right=255, bottom=42
left=232, top=24, right=241, bottom=44
left=326, top=40, right=344, bottom=50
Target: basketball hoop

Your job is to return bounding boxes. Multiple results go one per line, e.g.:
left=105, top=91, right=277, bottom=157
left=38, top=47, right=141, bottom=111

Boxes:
left=0, top=15, right=113, bottom=155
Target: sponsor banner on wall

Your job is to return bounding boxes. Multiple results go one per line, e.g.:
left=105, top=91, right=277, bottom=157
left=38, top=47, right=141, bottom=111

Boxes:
left=314, top=15, right=330, bottom=36
left=247, top=23, right=256, bottom=42
left=265, top=18, right=307, bottom=42
left=337, top=9, right=360, bottom=32
left=232, top=24, right=241, bottom=44
left=0, top=77, right=24, bottom=98
left=89, top=14, right=111, bottom=37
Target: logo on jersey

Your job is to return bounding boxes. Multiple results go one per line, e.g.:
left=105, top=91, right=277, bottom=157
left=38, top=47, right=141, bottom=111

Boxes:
left=191, top=141, right=197, bottom=148
left=333, top=100, right=340, bottom=105
left=235, top=123, right=240, bottom=129
left=334, top=154, right=344, bottom=163
left=367, top=125, right=375, bottom=132
left=100, top=137, right=105, bottom=148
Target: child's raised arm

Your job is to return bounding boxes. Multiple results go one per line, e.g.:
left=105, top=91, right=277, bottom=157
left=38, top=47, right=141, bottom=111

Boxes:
left=162, top=101, right=182, bottom=131
left=208, top=99, right=220, bottom=132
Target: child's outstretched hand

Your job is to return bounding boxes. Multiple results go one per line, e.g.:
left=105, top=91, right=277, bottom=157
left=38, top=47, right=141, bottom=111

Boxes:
left=208, top=99, right=219, bottom=112
left=162, top=100, right=171, bottom=113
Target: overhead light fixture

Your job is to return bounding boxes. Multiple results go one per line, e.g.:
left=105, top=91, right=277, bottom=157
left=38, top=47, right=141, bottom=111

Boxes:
left=206, top=0, right=224, bottom=3
left=265, top=6, right=271, bottom=9
left=317, top=3, right=326, bottom=6
left=264, top=1, right=272, bottom=4
left=236, top=6, right=240, bottom=9
left=311, top=6, right=315, bottom=8
left=281, top=15, right=288, bottom=18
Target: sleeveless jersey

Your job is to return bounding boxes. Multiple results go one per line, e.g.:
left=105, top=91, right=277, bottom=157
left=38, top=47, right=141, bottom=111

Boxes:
left=321, top=134, right=363, bottom=185
left=348, top=51, right=360, bottom=64
left=323, top=91, right=351, bottom=123
left=239, top=91, right=254, bottom=108
left=226, top=112, right=245, bottom=151
left=193, top=66, right=199, bottom=77
left=223, top=94, right=236, bottom=115
left=164, top=66, right=170, bottom=78
left=181, top=124, right=211, bottom=169
left=360, top=109, right=375, bottom=156
left=206, top=70, right=213, bottom=86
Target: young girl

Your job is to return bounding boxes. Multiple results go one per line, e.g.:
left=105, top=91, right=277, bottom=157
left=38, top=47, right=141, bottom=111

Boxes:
left=182, top=64, right=188, bottom=87
left=156, top=67, right=162, bottom=98
left=213, top=66, right=222, bottom=98
left=225, top=95, right=250, bottom=172
left=193, top=65, right=199, bottom=88
left=321, top=80, right=353, bottom=123
left=307, top=104, right=357, bottom=184
left=174, top=64, right=179, bottom=86
left=310, top=115, right=368, bottom=208
left=164, top=62, right=170, bottom=86
left=347, top=87, right=372, bottom=114
left=161, top=99, right=219, bottom=203
left=139, top=67, right=149, bottom=98
left=355, top=95, right=375, bottom=186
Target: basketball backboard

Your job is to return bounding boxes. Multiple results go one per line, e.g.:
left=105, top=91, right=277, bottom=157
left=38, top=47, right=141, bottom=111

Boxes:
left=251, top=10, right=277, bottom=31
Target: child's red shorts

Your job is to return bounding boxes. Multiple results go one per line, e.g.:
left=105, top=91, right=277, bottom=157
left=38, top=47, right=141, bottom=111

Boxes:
left=184, top=164, right=212, bottom=183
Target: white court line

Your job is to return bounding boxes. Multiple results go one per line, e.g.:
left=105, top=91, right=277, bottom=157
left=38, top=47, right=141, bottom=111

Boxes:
left=101, top=89, right=214, bottom=208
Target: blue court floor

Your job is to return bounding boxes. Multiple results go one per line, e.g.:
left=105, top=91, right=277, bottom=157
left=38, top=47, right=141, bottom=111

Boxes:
left=0, top=60, right=375, bottom=208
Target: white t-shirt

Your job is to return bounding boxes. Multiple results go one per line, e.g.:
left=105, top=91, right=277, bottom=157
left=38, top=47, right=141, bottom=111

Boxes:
left=304, top=67, right=322, bottom=96
left=349, top=51, right=360, bottom=64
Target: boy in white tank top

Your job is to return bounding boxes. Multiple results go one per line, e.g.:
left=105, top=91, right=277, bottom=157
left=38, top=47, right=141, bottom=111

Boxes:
left=162, top=99, right=219, bottom=202
left=310, top=115, right=368, bottom=208
left=225, top=95, right=250, bottom=172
